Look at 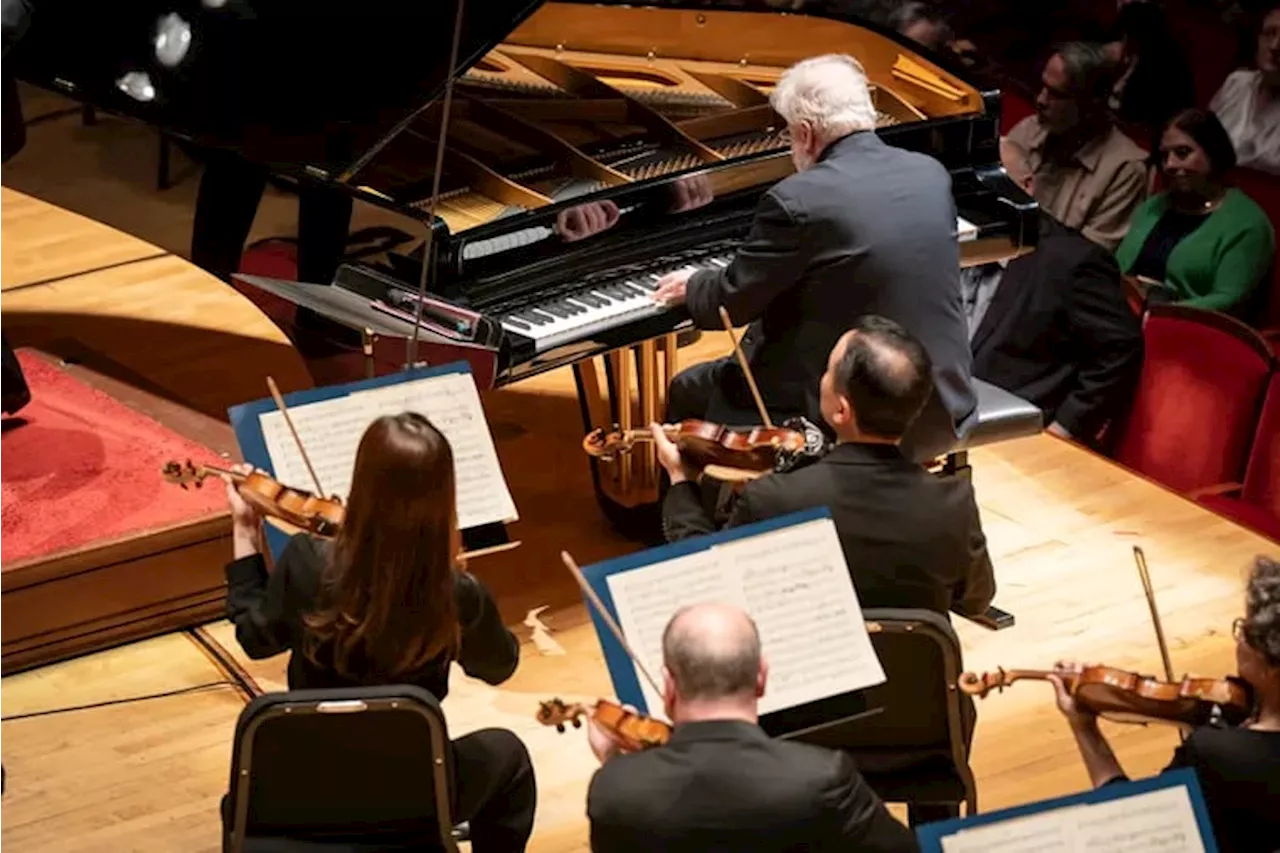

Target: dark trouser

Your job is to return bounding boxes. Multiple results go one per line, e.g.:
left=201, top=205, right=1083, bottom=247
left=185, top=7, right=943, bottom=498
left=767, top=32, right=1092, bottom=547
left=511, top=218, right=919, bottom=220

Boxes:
left=190, top=149, right=353, bottom=285
left=452, top=728, right=537, bottom=853
left=666, top=356, right=771, bottom=425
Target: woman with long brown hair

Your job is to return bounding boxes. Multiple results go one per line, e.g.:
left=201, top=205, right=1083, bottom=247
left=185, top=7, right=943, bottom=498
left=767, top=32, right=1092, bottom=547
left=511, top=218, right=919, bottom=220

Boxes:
left=223, top=412, right=534, bottom=851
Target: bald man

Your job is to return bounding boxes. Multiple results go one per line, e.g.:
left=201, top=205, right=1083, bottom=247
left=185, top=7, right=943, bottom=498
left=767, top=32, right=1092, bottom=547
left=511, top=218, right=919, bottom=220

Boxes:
left=587, top=604, right=918, bottom=853
left=655, top=315, right=995, bottom=618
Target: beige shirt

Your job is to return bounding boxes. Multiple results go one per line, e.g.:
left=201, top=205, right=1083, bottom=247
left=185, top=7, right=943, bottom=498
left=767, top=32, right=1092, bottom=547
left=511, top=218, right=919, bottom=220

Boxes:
left=1005, top=116, right=1150, bottom=252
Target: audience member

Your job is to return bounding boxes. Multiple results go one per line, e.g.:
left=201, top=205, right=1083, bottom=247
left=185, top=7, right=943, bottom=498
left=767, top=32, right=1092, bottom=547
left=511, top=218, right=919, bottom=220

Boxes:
left=1104, top=2, right=1196, bottom=136
left=587, top=603, right=919, bottom=853
left=888, top=2, right=953, bottom=52
left=1051, top=556, right=1280, bottom=853
left=654, top=316, right=996, bottom=619
left=222, top=414, right=535, bottom=852
left=1210, top=3, right=1280, bottom=175
left=1115, top=108, right=1275, bottom=317
left=967, top=144, right=1143, bottom=443
left=1005, top=41, right=1149, bottom=251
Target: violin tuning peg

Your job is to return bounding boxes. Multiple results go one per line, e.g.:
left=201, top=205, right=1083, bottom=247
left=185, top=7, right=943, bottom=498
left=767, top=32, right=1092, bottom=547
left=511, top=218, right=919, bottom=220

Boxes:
left=555, top=723, right=565, bottom=733
left=572, top=717, right=582, bottom=729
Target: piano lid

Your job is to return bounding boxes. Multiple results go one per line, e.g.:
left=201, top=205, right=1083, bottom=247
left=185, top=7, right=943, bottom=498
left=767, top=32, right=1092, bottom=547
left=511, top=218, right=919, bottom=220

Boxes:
left=13, top=1, right=992, bottom=233
left=9, top=0, right=544, bottom=180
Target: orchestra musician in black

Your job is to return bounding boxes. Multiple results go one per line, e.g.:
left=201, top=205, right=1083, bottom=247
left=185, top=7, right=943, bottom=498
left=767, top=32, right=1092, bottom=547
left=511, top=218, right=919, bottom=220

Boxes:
left=1051, top=556, right=1280, bottom=853
left=587, top=602, right=918, bottom=852
left=653, top=316, right=995, bottom=618
left=221, top=413, right=535, bottom=851
left=652, top=53, right=976, bottom=463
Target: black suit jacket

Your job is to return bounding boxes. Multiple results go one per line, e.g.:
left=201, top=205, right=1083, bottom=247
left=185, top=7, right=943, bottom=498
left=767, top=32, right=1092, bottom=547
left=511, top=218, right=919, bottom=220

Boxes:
left=971, top=214, right=1143, bottom=441
left=685, top=131, right=976, bottom=459
left=588, top=719, right=919, bottom=853
left=663, top=443, right=995, bottom=617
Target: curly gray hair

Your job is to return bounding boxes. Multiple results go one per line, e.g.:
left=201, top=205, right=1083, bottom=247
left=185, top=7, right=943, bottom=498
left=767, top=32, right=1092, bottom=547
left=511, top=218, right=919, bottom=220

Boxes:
left=1243, top=556, right=1280, bottom=667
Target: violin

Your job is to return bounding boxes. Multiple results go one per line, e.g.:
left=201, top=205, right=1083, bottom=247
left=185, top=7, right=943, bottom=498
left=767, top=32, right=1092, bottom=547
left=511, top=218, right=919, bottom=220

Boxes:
left=161, top=460, right=345, bottom=538
left=582, top=420, right=807, bottom=475
left=958, top=665, right=1254, bottom=729
left=537, top=697, right=672, bottom=752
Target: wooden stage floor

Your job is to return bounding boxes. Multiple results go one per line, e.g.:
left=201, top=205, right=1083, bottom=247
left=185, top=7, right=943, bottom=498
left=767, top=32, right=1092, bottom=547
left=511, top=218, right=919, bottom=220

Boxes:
left=3, top=177, right=1278, bottom=850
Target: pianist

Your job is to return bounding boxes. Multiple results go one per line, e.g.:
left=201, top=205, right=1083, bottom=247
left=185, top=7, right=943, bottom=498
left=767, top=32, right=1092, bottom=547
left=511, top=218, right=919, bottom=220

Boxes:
left=652, top=53, right=976, bottom=463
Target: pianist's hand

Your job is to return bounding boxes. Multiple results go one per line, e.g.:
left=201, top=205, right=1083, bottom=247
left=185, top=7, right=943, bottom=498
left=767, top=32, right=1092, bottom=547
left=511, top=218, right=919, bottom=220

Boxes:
left=651, top=421, right=701, bottom=485
left=555, top=200, right=620, bottom=242
left=652, top=268, right=693, bottom=306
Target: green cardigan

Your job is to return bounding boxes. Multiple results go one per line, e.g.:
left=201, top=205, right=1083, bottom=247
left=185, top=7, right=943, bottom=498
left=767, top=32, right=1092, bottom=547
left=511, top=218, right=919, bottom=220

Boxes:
left=1114, top=188, right=1275, bottom=314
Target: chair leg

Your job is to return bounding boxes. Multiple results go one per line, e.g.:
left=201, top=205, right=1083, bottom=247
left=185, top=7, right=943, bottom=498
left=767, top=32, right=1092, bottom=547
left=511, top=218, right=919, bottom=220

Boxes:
left=907, top=802, right=960, bottom=827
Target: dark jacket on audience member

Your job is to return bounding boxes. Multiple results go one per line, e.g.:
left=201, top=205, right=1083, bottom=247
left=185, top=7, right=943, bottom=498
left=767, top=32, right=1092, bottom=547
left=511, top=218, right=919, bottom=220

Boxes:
left=224, top=534, right=519, bottom=696
left=663, top=442, right=995, bottom=617
left=588, top=719, right=920, bottom=853
left=971, top=215, right=1143, bottom=441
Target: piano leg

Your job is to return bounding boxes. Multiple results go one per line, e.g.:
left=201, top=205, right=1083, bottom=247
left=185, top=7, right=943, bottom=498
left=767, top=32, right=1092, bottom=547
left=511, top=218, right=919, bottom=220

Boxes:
left=573, top=333, right=679, bottom=541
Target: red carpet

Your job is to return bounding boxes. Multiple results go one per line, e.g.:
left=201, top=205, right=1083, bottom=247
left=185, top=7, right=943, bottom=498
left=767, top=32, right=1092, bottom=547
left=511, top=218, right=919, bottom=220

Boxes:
left=1, top=352, right=227, bottom=566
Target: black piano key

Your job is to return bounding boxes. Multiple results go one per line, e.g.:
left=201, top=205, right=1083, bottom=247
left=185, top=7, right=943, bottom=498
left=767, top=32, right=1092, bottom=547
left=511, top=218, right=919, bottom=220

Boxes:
left=616, top=283, right=644, bottom=297
left=633, top=277, right=658, bottom=291
left=502, top=315, right=532, bottom=330
left=566, top=296, right=597, bottom=311
left=575, top=291, right=607, bottom=308
left=537, top=302, right=572, bottom=319
left=523, top=309, right=555, bottom=325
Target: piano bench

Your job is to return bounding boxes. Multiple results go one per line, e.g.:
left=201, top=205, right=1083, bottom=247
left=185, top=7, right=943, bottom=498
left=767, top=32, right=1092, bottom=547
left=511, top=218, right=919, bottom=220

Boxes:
left=937, top=381, right=1041, bottom=632
left=937, top=380, right=1043, bottom=476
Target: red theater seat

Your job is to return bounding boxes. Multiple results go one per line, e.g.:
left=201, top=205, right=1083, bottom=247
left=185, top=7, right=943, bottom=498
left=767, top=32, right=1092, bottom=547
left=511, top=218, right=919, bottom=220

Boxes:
left=1198, top=371, right=1280, bottom=542
left=239, top=238, right=300, bottom=281
left=1111, top=306, right=1274, bottom=495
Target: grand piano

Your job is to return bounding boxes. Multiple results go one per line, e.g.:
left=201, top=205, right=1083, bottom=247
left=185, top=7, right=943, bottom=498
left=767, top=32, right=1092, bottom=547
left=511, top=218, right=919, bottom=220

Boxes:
left=12, top=0, right=1043, bottom=525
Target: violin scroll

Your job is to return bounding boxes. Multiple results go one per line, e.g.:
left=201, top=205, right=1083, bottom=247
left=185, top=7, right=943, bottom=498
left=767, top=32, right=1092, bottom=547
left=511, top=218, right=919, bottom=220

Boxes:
left=537, top=697, right=588, bottom=733
left=956, top=668, right=1014, bottom=698
left=582, top=425, right=631, bottom=461
left=162, top=459, right=213, bottom=490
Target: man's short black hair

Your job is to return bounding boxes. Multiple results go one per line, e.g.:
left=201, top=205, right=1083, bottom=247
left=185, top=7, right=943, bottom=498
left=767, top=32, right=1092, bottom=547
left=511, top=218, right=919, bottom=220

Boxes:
left=833, top=315, right=934, bottom=440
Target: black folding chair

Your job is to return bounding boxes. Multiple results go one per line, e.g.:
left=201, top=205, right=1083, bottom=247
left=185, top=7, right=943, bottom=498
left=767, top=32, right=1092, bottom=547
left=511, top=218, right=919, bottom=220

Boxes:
left=799, top=608, right=978, bottom=825
left=223, top=685, right=465, bottom=853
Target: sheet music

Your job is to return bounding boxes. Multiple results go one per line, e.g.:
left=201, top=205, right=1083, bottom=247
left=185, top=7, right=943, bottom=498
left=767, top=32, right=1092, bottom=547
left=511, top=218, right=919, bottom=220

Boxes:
left=941, top=787, right=1205, bottom=853
left=606, top=517, right=885, bottom=719
left=258, top=371, right=516, bottom=530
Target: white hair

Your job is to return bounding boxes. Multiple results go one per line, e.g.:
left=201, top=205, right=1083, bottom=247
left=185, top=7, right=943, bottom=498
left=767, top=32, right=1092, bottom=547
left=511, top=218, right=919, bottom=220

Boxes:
left=769, top=54, right=877, bottom=142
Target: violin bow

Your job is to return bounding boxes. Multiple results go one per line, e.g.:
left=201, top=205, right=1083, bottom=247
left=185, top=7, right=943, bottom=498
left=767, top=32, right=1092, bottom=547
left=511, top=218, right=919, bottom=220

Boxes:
left=561, top=551, right=665, bottom=698
left=1134, top=546, right=1176, bottom=683
left=718, top=306, right=774, bottom=429
left=266, top=376, right=327, bottom=498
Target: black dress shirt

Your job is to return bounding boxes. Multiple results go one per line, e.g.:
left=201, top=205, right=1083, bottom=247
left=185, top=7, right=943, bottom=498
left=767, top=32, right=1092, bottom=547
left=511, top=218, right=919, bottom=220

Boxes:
left=588, top=719, right=919, bottom=852
left=225, top=534, right=519, bottom=696
left=1107, top=726, right=1280, bottom=853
